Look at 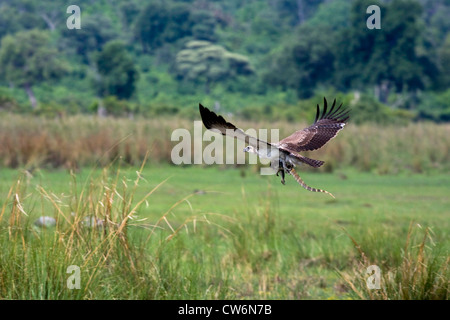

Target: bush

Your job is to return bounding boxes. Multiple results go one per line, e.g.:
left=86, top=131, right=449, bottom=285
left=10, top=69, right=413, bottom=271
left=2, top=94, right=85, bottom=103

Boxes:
left=102, top=96, right=133, bottom=117
left=350, top=94, right=414, bottom=125
left=417, top=89, right=450, bottom=122
left=33, top=102, right=65, bottom=118
left=0, top=89, right=19, bottom=112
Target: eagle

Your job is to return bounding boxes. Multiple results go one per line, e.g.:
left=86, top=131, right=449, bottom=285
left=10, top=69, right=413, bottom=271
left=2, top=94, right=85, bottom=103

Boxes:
left=199, top=98, right=349, bottom=198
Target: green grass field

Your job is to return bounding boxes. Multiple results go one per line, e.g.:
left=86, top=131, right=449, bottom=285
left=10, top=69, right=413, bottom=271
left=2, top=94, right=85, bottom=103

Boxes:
left=0, top=163, right=448, bottom=299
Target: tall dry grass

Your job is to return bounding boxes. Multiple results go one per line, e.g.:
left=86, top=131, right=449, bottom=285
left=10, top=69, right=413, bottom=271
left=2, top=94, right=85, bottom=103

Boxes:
left=340, top=223, right=449, bottom=300
left=0, top=157, right=227, bottom=299
left=0, top=114, right=449, bottom=173
left=0, top=115, right=175, bottom=168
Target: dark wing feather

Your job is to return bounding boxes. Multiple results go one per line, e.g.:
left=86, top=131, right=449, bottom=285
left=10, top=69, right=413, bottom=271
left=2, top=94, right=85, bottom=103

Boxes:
left=199, top=104, right=273, bottom=149
left=277, top=97, right=349, bottom=152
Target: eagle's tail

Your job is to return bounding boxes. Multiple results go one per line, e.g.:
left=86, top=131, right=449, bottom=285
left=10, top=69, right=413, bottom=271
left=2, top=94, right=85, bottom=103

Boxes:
left=289, top=153, right=324, bottom=168
left=289, top=168, right=335, bottom=198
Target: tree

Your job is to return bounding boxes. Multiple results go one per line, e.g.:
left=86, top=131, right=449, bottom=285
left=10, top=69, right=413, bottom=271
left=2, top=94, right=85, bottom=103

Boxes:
left=0, top=2, right=46, bottom=39
left=94, top=41, right=139, bottom=100
left=264, top=25, right=336, bottom=98
left=439, top=34, right=450, bottom=89
left=35, top=0, right=68, bottom=31
left=119, top=1, right=140, bottom=31
left=60, top=15, right=116, bottom=63
left=334, top=0, right=382, bottom=92
left=164, top=3, right=195, bottom=42
left=190, top=10, right=218, bottom=42
left=274, top=0, right=326, bottom=26
left=134, top=2, right=219, bottom=53
left=175, top=40, right=253, bottom=94
left=134, top=2, right=171, bottom=53
left=306, top=0, right=351, bottom=30
left=336, top=0, right=435, bottom=103
left=377, top=0, right=425, bottom=93
left=0, top=29, right=67, bottom=109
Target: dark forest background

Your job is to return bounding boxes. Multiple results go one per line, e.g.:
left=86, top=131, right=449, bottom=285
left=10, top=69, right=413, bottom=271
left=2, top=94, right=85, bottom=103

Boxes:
left=0, top=0, right=449, bottom=123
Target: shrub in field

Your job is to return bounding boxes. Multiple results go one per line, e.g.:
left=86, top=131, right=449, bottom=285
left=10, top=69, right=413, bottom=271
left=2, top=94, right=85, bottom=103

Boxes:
left=0, top=90, right=20, bottom=112
left=340, top=224, right=449, bottom=300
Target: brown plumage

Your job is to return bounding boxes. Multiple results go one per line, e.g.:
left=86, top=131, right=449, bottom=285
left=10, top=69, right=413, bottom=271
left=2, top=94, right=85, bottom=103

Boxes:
left=199, top=98, right=349, bottom=197
left=277, top=97, right=349, bottom=153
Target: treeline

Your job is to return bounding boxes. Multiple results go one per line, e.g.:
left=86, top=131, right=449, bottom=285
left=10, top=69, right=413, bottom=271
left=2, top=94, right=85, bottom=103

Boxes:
left=0, top=0, right=449, bottom=122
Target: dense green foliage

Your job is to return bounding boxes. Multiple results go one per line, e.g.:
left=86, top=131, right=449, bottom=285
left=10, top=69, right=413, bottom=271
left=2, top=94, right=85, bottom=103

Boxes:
left=175, top=40, right=254, bottom=94
left=94, top=41, right=139, bottom=101
left=0, top=0, right=448, bottom=121
left=0, top=29, right=68, bottom=109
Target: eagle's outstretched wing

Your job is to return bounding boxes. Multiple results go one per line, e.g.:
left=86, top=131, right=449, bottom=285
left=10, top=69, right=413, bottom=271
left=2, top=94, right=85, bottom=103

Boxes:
left=199, top=104, right=273, bottom=150
left=277, top=98, right=349, bottom=153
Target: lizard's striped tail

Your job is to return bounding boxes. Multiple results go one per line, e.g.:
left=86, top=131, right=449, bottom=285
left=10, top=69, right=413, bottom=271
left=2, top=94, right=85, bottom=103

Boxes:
left=289, top=168, right=335, bottom=198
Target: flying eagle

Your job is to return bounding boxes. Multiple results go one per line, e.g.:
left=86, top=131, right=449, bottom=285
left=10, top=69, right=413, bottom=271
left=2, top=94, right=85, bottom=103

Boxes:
left=199, top=98, right=349, bottom=198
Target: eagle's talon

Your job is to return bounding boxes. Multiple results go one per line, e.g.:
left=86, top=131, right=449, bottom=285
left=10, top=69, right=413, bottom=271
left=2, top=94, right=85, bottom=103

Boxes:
left=277, top=168, right=286, bottom=185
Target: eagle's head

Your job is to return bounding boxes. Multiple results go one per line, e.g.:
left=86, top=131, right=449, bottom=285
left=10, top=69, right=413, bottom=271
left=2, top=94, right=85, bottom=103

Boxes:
left=243, top=146, right=257, bottom=154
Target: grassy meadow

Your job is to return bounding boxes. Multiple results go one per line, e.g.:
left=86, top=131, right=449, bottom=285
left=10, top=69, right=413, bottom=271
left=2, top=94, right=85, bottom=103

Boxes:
left=0, top=115, right=449, bottom=300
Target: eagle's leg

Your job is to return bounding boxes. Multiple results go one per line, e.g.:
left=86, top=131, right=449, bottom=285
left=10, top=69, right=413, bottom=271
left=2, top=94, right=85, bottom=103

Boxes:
left=278, top=167, right=286, bottom=185
left=283, top=160, right=294, bottom=174
left=274, top=160, right=286, bottom=185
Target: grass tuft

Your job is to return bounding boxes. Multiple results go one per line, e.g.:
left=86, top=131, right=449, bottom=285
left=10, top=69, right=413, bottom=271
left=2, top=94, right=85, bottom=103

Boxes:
left=340, top=223, right=449, bottom=300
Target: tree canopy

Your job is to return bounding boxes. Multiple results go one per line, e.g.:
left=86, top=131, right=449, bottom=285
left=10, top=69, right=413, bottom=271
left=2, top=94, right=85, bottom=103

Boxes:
left=0, top=29, right=67, bottom=108
left=175, top=40, right=253, bottom=94
left=0, top=0, right=448, bottom=121
left=94, top=41, right=139, bottom=100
